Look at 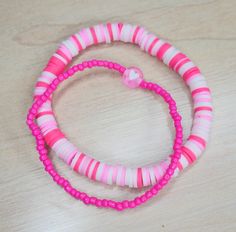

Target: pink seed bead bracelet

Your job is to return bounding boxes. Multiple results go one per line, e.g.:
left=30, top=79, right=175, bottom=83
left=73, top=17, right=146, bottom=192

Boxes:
left=32, top=23, right=213, bottom=188
left=40, top=63, right=179, bottom=188
left=27, top=59, right=183, bottom=211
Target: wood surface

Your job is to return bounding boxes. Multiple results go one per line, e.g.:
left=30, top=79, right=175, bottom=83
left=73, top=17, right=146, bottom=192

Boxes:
left=0, top=0, right=236, bottom=231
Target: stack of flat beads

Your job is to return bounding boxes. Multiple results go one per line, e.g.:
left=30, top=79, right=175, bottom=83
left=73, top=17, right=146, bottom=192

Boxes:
left=27, top=59, right=183, bottom=211
left=33, top=23, right=213, bottom=188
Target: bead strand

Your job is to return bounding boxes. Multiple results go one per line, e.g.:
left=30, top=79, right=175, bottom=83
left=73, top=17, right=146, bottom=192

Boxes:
left=27, top=59, right=183, bottom=211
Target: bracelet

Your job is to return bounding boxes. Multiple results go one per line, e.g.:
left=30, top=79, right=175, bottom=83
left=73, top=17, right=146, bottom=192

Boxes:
left=33, top=23, right=213, bottom=188
left=27, top=59, right=183, bottom=211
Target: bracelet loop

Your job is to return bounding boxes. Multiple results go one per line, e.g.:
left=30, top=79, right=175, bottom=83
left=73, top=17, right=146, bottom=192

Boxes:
left=27, top=59, right=183, bottom=211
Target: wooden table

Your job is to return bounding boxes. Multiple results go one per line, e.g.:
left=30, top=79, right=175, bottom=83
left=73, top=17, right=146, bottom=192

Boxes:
left=1, top=1, right=236, bottom=231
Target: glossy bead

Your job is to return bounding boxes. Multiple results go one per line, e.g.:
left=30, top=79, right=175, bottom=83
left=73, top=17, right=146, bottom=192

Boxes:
left=92, top=60, right=98, bottom=66
left=73, top=66, right=79, bottom=72
left=83, top=196, right=90, bottom=205
left=145, top=191, right=153, bottom=199
left=63, top=72, right=69, bottom=79
left=122, top=67, right=143, bottom=88
left=134, top=197, right=142, bottom=205
left=82, top=61, right=88, bottom=67
left=164, top=174, right=170, bottom=181
left=78, top=64, right=83, bottom=70
left=58, top=74, right=64, bottom=81
left=141, top=195, right=147, bottom=203
left=90, top=197, right=97, bottom=204
left=65, top=185, right=72, bottom=193
left=108, top=62, right=114, bottom=68
left=71, top=188, right=76, bottom=197
left=58, top=177, right=65, bottom=186
left=128, top=201, right=136, bottom=208
left=95, top=199, right=102, bottom=207
left=119, top=66, right=126, bottom=73
left=49, top=169, right=56, bottom=177
left=108, top=200, right=116, bottom=208
left=79, top=192, right=86, bottom=200
left=63, top=180, right=69, bottom=187
left=116, top=203, right=123, bottom=211
left=75, top=192, right=81, bottom=199
left=52, top=79, right=59, bottom=85
left=122, top=200, right=129, bottom=209
left=151, top=188, right=158, bottom=195
left=102, top=199, right=108, bottom=207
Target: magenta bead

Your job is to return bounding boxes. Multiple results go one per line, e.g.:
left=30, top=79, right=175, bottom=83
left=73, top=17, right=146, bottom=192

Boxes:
left=134, top=197, right=142, bottom=205
left=83, top=197, right=90, bottom=205
left=102, top=199, right=108, bottom=207
left=128, top=201, right=136, bottom=208
left=95, top=199, right=102, bottom=207
left=90, top=197, right=97, bottom=204
left=122, top=200, right=129, bottom=208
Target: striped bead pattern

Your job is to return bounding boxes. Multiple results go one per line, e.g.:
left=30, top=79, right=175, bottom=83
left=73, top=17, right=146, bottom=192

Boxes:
left=33, top=23, right=213, bottom=188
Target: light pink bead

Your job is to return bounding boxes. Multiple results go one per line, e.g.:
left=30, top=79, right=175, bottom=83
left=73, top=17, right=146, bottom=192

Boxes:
left=122, top=67, right=143, bottom=88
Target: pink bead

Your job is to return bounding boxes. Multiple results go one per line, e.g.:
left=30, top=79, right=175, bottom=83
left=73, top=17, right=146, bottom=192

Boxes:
left=128, top=201, right=136, bottom=208
left=53, top=79, right=59, bottom=85
left=75, top=192, right=81, bottom=199
left=167, top=168, right=174, bottom=175
left=119, top=66, right=126, bottom=73
left=58, top=74, right=64, bottom=81
left=90, top=197, right=97, bottom=204
left=39, top=155, right=47, bottom=161
left=122, top=67, right=143, bottom=88
left=58, top=177, right=65, bottom=186
left=63, top=180, right=69, bottom=187
left=108, top=200, right=116, bottom=208
left=92, top=60, right=98, bottom=65
left=49, top=169, right=56, bottom=177
left=141, top=195, right=147, bottom=203
left=95, top=199, right=102, bottom=207
left=71, top=188, right=76, bottom=197
left=87, top=61, right=93, bottom=68
left=134, top=197, right=142, bottom=205
left=108, top=62, right=114, bottom=68
left=164, top=174, right=170, bottom=181
left=145, top=191, right=153, bottom=199
left=63, top=72, right=69, bottom=79
left=83, top=196, right=90, bottom=205
left=82, top=61, right=88, bottom=67
left=53, top=175, right=60, bottom=182
left=79, top=192, right=86, bottom=200
left=78, top=64, right=83, bottom=70
left=73, top=66, right=79, bottom=72
left=122, top=200, right=129, bottom=208
left=151, top=188, right=158, bottom=195
left=116, top=203, right=123, bottom=211
left=102, top=199, right=108, bottom=207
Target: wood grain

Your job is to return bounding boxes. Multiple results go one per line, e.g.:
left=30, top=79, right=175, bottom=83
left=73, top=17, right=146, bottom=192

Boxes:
left=0, top=0, right=236, bottom=231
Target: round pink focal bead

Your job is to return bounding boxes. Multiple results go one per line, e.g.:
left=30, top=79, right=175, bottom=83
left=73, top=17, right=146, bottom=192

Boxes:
left=122, top=67, right=143, bottom=88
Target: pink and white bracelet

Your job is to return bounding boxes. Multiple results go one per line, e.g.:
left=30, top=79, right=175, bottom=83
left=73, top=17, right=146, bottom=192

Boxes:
left=32, top=23, right=213, bottom=188
left=27, top=59, right=183, bottom=211
left=27, top=22, right=213, bottom=210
